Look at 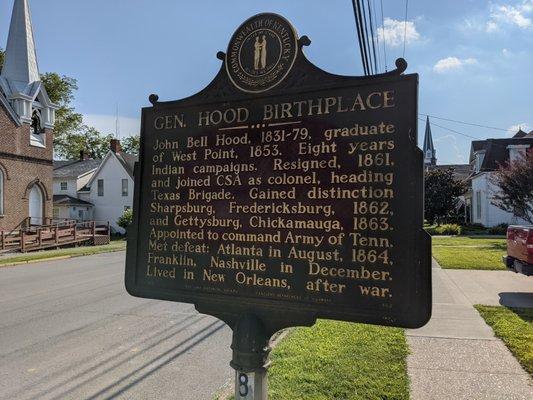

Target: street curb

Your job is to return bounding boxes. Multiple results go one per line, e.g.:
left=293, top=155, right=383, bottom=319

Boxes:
left=213, top=328, right=293, bottom=400
left=0, top=248, right=126, bottom=269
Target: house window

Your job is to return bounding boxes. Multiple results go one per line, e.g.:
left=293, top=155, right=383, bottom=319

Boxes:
left=0, top=170, right=4, bottom=215
left=508, top=145, right=530, bottom=164
left=476, top=191, right=482, bottom=220
left=97, top=179, right=104, bottom=196
left=60, top=182, right=68, bottom=190
left=53, top=207, right=59, bottom=219
left=121, top=179, right=128, bottom=197
left=475, top=152, right=485, bottom=173
left=30, top=110, right=45, bottom=147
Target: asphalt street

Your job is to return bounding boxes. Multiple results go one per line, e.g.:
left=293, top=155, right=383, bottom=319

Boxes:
left=0, top=252, right=233, bottom=400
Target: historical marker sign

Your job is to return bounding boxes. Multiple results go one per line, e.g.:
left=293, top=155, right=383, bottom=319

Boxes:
left=125, top=13, right=431, bottom=334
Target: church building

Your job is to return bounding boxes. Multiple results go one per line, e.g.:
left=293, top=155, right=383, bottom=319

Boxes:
left=0, top=0, right=57, bottom=230
left=422, top=116, right=472, bottom=182
left=423, top=116, right=437, bottom=166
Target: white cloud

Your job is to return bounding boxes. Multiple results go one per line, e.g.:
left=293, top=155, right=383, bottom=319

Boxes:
left=433, top=57, right=477, bottom=73
left=377, top=18, right=421, bottom=47
left=486, top=20, right=500, bottom=32
left=487, top=1, right=533, bottom=31
left=507, top=123, right=531, bottom=135
left=434, top=134, right=465, bottom=162
left=83, top=114, right=141, bottom=137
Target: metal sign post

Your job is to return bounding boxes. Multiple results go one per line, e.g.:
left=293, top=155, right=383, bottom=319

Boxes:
left=235, top=370, right=268, bottom=400
left=231, top=315, right=269, bottom=400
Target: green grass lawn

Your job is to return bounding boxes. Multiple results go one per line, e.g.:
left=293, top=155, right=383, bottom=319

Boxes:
left=0, top=239, right=126, bottom=267
left=432, top=236, right=507, bottom=270
left=266, top=320, right=410, bottom=400
left=475, top=306, right=533, bottom=377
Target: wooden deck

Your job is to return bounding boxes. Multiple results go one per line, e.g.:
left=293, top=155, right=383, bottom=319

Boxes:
left=1, top=220, right=111, bottom=253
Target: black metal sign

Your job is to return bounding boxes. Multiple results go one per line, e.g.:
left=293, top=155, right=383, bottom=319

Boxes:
left=125, top=13, right=431, bottom=336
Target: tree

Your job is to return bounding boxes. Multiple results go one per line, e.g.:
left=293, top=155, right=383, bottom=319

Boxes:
left=56, top=125, right=114, bottom=160
left=0, top=47, right=4, bottom=73
left=121, top=135, right=140, bottom=155
left=117, top=208, right=133, bottom=233
left=424, top=168, right=466, bottom=224
left=490, top=150, right=533, bottom=224
left=40, top=72, right=84, bottom=157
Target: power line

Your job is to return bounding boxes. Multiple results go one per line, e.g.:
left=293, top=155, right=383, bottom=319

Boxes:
left=371, top=0, right=381, bottom=72
left=367, top=0, right=379, bottom=73
left=420, top=114, right=509, bottom=132
left=357, top=0, right=375, bottom=74
left=352, top=0, right=370, bottom=75
left=418, top=117, right=480, bottom=140
left=402, top=0, right=409, bottom=58
left=380, top=0, right=387, bottom=71
left=420, top=117, right=527, bottom=155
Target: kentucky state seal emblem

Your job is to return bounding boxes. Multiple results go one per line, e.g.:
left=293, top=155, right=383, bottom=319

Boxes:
left=226, top=13, right=299, bottom=93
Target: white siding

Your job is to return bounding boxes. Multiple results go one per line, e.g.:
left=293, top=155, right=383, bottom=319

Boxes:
left=53, top=178, right=78, bottom=198
left=54, top=206, right=70, bottom=220
left=87, top=153, right=133, bottom=233
left=53, top=205, right=93, bottom=221
left=471, top=172, right=529, bottom=227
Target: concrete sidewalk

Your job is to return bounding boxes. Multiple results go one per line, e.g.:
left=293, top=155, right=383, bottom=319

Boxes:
left=407, top=260, right=532, bottom=400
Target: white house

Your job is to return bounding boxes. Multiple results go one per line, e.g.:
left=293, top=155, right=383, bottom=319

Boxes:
left=79, top=140, right=137, bottom=233
left=53, top=153, right=101, bottom=222
left=467, top=130, right=532, bottom=227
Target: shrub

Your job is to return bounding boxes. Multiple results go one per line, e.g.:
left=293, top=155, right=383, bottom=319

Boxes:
left=426, top=224, right=462, bottom=236
left=461, top=223, right=489, bottom=235
left=487, top=223, right=508, bottom=235
left=117, top=208, right=133, bottom=232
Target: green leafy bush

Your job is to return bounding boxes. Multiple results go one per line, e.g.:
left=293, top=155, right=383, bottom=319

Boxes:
left=461, top=223, right=488, bottom=235
left=487, top=223, right=508, bottom=235
left=426, top=224, right=462, bottom=236
left=117, top=208, right=133, bottom=232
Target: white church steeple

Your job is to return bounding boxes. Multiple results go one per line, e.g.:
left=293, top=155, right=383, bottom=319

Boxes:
left=0, top=0, right=56, bottom=130
left=423, top=116, right=437, bottom=166
left=2, top=0, right=40, bottom=86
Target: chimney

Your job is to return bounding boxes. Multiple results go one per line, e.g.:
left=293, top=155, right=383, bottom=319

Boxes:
left=110, top=139, right=121, bottom=153
left=79, top=150, right=90, bottom=160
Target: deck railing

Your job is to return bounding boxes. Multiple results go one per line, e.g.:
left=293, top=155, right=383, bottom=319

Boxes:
left=0, top=220, right=111, bottom=253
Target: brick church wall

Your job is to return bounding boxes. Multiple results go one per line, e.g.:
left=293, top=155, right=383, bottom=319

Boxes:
left=0, top=105, right=53, bottom=230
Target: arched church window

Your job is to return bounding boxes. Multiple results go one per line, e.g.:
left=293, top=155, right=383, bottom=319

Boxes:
left=30, top=109, right=46, bottom=147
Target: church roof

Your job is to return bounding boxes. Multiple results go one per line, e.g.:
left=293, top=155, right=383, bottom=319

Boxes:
left=1, top=0, right=40, bottom=89
left=423, top=116, right=435, bottom=152
left=0, top=90, right=21, bottom=125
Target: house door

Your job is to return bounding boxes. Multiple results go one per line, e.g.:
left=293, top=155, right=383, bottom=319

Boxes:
left=29, top=185, right=43, bottom=225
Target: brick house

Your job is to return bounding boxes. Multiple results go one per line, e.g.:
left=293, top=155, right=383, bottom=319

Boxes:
left=0, top=0, right=57, bottom=230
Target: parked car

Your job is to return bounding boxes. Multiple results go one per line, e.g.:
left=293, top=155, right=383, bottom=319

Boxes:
left=503, top=225, right=533, bottom=276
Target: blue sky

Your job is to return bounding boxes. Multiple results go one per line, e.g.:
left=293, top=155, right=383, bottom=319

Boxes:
left=1, top=0, right=532, bottom=164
